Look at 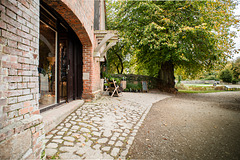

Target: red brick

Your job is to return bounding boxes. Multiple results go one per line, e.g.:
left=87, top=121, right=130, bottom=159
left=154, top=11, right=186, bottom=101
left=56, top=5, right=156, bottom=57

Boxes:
left=2, top=61, right=12, bottom=68
left=8, top=0, right=18, bottom=6
left=0, top=4, right=6, bottom=13
left=31, top=110, right=39, bottom=115
left=24, top=101, right=31, bottom=107
left=32, top=53, right=37, bottom=59
left=0, top=20, right=7, bottom=29
left=31, top=126, right=36, bottom=133
left=1, top=0, right=22, bottom=16
left=0, top=37, right=7, bottom=44
left=3, top=46, right=22, bottom=56
left=11, top=63, right=22, bottom=69
left=1, top=14, right=21, bottom=29
left=19, top=107, right=29, bottom=115
left=29, top=106, right=34, bottom=112
left=10, top=55, right=18, bottom=63
left=33, top=131, right=39, bottom=139
left=19, top=0, right=30, bottom=8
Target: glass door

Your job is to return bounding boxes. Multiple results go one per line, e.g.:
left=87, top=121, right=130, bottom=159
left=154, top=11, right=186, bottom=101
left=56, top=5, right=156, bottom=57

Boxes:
left=39, top=21, right=57, bottom=108
left=59, top=38, right=68, bottom=102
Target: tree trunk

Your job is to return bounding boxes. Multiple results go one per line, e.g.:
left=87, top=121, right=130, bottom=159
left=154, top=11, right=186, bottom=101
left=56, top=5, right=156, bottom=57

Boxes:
left=157, top=61, right=177, bottom=93
left=114, top=52, right=124, bottom=74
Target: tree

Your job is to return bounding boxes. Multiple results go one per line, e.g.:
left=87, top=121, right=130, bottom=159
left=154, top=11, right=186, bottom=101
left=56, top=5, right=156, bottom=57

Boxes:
left=219, top=69, right=233, bottom=83
left=106, top=1, right=239, bottom=92
left=106, top=43, right=125, bottom=74
left=232, top=57, right=240, bottom=80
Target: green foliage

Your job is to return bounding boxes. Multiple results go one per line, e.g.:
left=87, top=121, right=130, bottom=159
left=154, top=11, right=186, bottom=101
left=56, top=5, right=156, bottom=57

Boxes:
left=111, top=77, right=121, bottom=85
left=232, top=78, right=239, bottom=84
left=204, top=75, right=220, bottom=81
left=219, top=69, right=233, bottom=83
left=106, top=43, right=128, bottom=74
left=126, top=83, right=142, bottom=91
left=41, top=150, right=45, bottom=159
left=232, top=57, right=240, bottom=80
left=107, top=0, right=239, bottom=78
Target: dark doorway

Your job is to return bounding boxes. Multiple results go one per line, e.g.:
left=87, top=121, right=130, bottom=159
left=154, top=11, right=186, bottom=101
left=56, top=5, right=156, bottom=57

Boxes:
left=67, top=30, right=83, bottom=101
left=58, top=25, right=83, bottom=103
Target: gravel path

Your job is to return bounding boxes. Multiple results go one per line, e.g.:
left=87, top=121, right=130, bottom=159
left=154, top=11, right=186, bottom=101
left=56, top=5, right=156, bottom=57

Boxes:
left=44, top=92, right=170, bottom=159
left=127, top=91, right=240, bottom=160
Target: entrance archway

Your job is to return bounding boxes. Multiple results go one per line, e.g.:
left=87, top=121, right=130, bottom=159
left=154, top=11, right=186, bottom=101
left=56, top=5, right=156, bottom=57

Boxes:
left=39, top=2, right=84, bottom=110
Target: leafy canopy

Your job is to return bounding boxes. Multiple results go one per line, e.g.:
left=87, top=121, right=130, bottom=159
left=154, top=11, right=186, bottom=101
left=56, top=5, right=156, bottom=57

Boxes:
left=106, top=0, right=239, bottom=77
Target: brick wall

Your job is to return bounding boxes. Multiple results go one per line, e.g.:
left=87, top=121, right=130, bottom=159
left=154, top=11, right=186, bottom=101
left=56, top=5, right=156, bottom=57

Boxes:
left=92, top=57, right=101, bottom=92
left=61, top=0, right=95, bottom=45
left=0, top=0, right=102, bottom=158
left=0, top=0, right=44, bottom=159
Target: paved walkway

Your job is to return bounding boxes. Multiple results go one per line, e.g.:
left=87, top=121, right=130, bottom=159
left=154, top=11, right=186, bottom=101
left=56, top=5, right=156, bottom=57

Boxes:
left=44, top=92, right=170, bottom=159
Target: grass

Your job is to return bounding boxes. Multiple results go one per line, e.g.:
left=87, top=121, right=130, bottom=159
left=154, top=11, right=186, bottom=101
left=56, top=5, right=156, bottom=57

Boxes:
left=178, top=89, right=228, bottom=93
left=176, top=83, right=239, bottom=93
left=184, top=84, right=214, bottom=87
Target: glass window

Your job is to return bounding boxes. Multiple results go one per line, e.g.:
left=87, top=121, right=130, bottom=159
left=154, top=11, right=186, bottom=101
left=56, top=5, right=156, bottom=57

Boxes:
left=39, top=21, right=56, bottom=108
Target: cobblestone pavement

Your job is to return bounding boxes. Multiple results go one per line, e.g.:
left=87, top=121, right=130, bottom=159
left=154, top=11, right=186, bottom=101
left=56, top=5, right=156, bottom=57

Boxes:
left=44, top=92, right=170, bottom=159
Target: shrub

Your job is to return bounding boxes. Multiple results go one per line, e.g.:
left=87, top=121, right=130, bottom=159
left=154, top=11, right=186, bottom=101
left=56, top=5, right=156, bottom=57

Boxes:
left=126, top=83, right=142, bottom=92
left=219, top=69, right=233, bottom=83
left=232, top=78, right=238, bottom=84
left=205, top=75, right=219, bottom=81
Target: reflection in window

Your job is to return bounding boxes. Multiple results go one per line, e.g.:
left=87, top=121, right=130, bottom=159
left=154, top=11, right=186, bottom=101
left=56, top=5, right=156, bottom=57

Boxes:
left=39, top=21, right=56, bottom=108
left=59, top=43, right=67, bottom=102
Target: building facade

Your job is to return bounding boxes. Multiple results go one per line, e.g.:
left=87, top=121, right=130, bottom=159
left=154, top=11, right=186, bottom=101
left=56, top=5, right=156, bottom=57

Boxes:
left=0, top=0, right=117, bottom=159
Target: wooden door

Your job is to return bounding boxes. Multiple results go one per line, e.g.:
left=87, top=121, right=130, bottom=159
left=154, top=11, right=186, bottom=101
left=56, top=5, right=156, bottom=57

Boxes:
left=74, top=37, right=83, bottom=99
